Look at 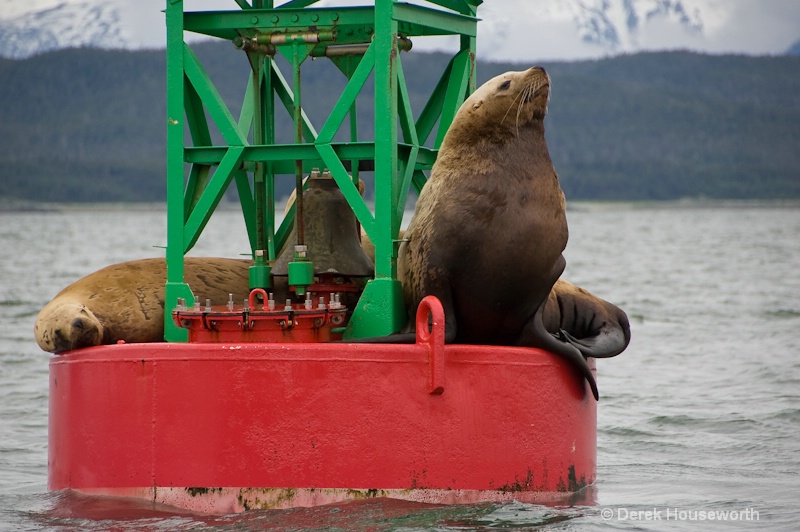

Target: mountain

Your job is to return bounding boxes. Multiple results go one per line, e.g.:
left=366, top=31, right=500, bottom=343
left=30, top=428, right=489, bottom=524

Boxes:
left=0, top=0, right=127, bottom=59
left=1, top=0, right=799, bottom=61
left=1, top=45, right=798, bottom=203
left=570, top=0, right=703, bottom=51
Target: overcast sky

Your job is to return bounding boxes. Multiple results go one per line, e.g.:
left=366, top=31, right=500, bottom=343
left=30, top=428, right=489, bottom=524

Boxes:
left=125, top=0, right=800, bottom=61
left=4, top=0, right=800, bottom=62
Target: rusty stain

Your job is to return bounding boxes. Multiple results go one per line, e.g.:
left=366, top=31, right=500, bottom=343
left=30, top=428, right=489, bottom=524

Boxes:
left=409, top=469, right=429, bottom=490
left=186, top=487, right=223, bottom=497
left=568, top=464, right=587, bottom=492
left=234, top=487, right=394, bottom=511
left=498, top=468, right=534, bottom=493
left=556, top=465, right=587, bottom=492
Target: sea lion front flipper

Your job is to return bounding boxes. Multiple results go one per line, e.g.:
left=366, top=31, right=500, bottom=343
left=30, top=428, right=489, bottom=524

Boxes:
left=523, top=302, right=600, bottom=401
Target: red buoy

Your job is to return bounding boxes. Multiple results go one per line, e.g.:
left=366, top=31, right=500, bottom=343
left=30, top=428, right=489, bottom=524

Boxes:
left=49, top=297, right=596, bottom=513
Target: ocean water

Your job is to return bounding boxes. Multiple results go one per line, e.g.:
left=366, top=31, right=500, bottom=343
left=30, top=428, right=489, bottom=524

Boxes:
left=1, top=201, right=798, bottom=530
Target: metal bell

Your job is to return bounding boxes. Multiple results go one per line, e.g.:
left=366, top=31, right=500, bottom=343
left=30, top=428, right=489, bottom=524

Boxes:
left=273, top=171, right=374, bottom=278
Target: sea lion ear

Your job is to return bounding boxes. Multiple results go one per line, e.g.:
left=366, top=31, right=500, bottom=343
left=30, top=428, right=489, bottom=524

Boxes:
left=472, top=100, right=483, bottom=111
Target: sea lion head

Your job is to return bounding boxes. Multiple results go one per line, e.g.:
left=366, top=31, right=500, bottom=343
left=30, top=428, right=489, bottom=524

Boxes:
left=34, top=301, right=104, bottom=353
left=450, top=67, right=550, bottom=144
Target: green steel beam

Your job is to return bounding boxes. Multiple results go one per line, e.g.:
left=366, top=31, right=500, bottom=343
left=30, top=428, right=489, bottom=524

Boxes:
left=278, top=0, right=321, bottom=8
left=343, top=0, right=405, bottom=339
left=372, top=1, right=398, bottom=279
left=261, top=56, right=278, bottom=261
left=183, top=45, right=248, bottom=146
left=184, top=8, right=376, bottom=40
left=233, top=169, right=259, bottom=254
left=315, top=43, right=373, bottom=144
left=425, top=0, right=483, bottom=16
left=414, top=56, right=453, bottom=146
left=315, top=143, right=376, bottom=238
left=183, top=4, right=476, bottom=40
left=183, top=81, right=213, bottom=219
left=183, top=146, right=246, bottom=253
left=165, top=0, right=479, bottom=342
left=272, top=63, right=318, bottom=142
left=434, top=49, right=473, bottom=148
left=395, top=54, right=419, bottom=224
left=393, top=3, right=477, bottom=37
left=165, top=0, right=192, bottom=343
left=184, top=143, right=437, bottom=169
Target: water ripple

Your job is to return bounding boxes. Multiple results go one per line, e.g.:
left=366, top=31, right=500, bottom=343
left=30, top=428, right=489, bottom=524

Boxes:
left=2, top=204, right=800, bottom=530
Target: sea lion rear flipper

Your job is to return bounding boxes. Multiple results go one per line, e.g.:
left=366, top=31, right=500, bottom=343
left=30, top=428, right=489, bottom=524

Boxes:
left=520, top=303, right=599, bottom=401
left=548, top=280, right=632, bottom=360
left=557, top=321, right=630, bottom=359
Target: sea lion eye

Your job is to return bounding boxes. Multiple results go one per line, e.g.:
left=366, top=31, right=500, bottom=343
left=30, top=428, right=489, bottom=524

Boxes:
left=498, top=80, right=511, bottom=90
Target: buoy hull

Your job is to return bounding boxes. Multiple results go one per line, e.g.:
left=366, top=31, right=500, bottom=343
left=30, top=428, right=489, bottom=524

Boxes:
left=49, top=341, right=596, bottom=514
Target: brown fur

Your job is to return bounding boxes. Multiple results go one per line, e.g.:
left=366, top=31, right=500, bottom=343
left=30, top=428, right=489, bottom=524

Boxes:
left=34, top=257, right=252, bottom=353
left=399, top=67, right=567, bottom=345
left=543, top=279, right=631, bottom=358
left=396, top=67, right=623, bottom=399
left=365, top=230, right=627, bottom=355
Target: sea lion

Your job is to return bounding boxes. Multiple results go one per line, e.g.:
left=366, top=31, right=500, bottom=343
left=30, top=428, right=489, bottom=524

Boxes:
left=361, top=230, right=629, bottom=362
left=398, top=67, right=609, bottom=399
left=34, top=257, right=252, bottom=353
left=543, top=279, right=630, bottom=359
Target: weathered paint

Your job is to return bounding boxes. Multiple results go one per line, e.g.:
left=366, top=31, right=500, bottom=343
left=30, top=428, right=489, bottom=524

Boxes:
left=69, top=485, right=597, bottom=514
left=49, top=343, right=596, bottom=513
left=49, top=296, right=597, bottom=514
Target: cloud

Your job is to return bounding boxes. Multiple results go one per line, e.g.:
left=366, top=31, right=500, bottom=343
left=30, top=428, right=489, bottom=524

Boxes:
left=5, top=0, right=800, bottom=60
left=693, top=0, right=800, bottom=54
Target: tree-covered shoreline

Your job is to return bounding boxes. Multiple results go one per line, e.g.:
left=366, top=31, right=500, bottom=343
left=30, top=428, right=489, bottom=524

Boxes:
left=1, top=45, right=798, bottom=202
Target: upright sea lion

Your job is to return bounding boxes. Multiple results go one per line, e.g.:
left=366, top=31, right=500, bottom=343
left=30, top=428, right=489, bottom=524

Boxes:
left=398, top=67, right=613, bottom=399
left=34, top=257, right=252, bottom=353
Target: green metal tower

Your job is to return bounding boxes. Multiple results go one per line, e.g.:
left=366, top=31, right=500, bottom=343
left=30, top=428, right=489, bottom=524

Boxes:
left=163, top=0, right=480, bottom=342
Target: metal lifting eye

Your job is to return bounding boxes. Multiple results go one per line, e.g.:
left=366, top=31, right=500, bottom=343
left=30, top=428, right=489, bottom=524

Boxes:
left=498, top=80, right=511, bottom=90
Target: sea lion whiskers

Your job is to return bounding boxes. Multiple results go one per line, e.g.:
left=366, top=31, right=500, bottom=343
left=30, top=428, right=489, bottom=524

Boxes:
left=515, top=81, right=537, bottom=134
left=500, top=85, right=526, bottom=130
left=499, top=76, right=547, bottom=136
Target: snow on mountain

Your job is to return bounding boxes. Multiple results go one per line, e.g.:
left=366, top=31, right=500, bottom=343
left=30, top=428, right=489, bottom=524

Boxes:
left=0, top=0, right=798, bottom=61
left=0, top=0, right=128, bottom=59
left=569, top=0, right=704, bottom=51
